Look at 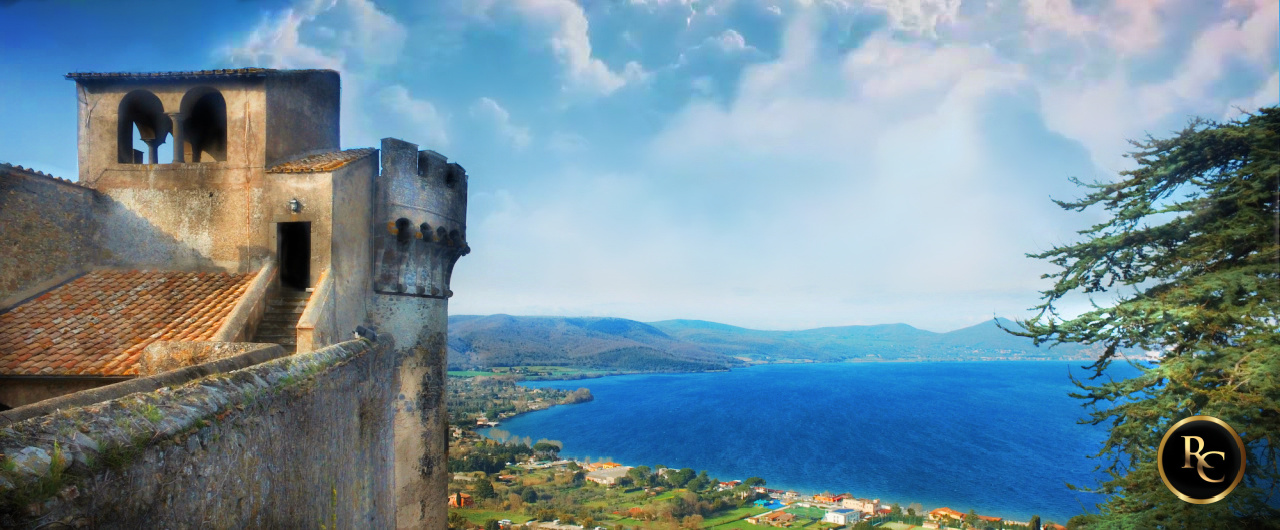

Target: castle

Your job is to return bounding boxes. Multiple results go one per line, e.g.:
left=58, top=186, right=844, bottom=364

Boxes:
left=0, top=69, right=465, bottom=528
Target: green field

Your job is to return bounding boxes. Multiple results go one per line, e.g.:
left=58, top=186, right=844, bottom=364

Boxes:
left=879, top=523, right=926, bottom=530
left=447, top=370, right=501, bottom=377
left=711, top=520, right=775, bottom=529
left=785, top=505, right=828, bottom=519
left=451, top=508, right=531, bottom=525
left=701, top=506, right=772, bottom=526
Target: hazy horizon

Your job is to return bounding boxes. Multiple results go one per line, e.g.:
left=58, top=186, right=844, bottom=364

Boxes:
left=449, top=312, right=1023, bottom=334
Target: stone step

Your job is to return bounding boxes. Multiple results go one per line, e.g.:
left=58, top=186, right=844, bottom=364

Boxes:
left=255, top=326, right=297, bottom=337
left=255, top=335, right=297, bottom=346
left=268, top=300, right=309, bottom=310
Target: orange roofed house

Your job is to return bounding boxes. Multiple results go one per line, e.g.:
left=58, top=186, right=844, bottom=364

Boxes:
left=448, top=492, right=474, bottom=508
left=927, top=507, right=1002, bottom=526
left=928, top=507, right=966, bottom=523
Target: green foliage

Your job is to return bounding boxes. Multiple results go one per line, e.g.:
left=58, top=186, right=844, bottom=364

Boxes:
left=1011, top=107, right=1280, bottom=525
left=561, top=388, right=594, bottom=405
left=532, top=441, right=562, bottom=454
left=138, top=403, right=164, bottom=424
left=449, top=440, right=534, bottom=474
left=474, top=479, right=497, bottom=499
left=446, top=376, right=577, bottom=428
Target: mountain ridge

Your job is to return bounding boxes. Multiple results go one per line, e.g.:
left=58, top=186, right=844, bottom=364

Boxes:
left=447, top=315, right=1102, bottom=371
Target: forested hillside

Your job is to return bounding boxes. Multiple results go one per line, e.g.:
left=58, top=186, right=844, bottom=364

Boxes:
left=446, top=315, right=737, bottom=372
left=446, top=315, right=1105, bottom=371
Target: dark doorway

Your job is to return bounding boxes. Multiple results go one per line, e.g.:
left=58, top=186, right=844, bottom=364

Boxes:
left=278, top=222, right=311, bottom=290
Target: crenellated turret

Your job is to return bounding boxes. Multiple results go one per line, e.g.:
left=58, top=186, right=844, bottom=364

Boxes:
left=372, top=138, right=470, bottom=298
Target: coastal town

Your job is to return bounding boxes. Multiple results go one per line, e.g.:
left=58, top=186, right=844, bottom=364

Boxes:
left=447, top=375, right=1068, bottom=530
left=448, top=448, right=1068, bottom=530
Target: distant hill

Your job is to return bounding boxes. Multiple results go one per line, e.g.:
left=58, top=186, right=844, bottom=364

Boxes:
left=651, top=317, right=1105, bottom=362
left=447, top=315, right=1102, bottom=371
left=446, top=315, right=737, bottom=372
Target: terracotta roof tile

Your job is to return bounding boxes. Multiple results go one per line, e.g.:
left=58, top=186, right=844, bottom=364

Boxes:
left=65, top=68, right=277, bottom=81
left=0, top=270, right=255, bottom=377
left=0, top=163, right=86, bottom=188
left=266, top=148, right=377, bottom=173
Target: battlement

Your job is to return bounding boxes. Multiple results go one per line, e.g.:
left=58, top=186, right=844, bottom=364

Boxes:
left=372, top=138, right=470, bottom=298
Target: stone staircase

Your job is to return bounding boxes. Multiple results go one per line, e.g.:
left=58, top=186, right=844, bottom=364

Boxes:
left=251, top=289, right=311, bottom=353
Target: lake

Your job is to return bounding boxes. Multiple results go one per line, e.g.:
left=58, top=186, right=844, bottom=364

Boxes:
left=484, top=361, right=1143, bottom=523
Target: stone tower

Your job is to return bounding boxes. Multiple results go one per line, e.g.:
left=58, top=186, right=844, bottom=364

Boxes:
left=371, top=138, right=469, bottom=528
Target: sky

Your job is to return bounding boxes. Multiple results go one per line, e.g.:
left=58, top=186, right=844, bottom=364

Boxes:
left=0, top=0, right=1276, bottom=332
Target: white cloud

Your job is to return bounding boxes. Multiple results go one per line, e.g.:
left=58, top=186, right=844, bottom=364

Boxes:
left=492, top=0, right=651, bottom=96
left=222, top=0, right=448, bottom=149
left=1036, top=0, right=1279, bottom=170
left=222, top=0, right=407, bottom=70
left=1225, top=72, right=1280, bottom=119
left=340, top=0, right=408, bottom=66
left=767, top=5, right=783, bottom=16
left=455, top=17, right=1085, bottom=330
left=471, top=97, right=532, bottom=150
left=710, top=28, right=752, bottom=53
left=671, top=27, right=765, bottom=69
left=223, top=6, right=344, bottom=70
left=377, top=85, right=449, bottom=148
left=855, top=0, right=964, bottom=37
left=690, top=76, right=714, bottom=94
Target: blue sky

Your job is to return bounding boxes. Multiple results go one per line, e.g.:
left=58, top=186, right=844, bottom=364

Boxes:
left=1, top=0, right=1276, bottom=331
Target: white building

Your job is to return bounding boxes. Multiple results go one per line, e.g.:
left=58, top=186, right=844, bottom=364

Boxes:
left=843, top=497, right=881, bottom=513
left=823, top=509, right=860, bottom=525
left=585, top=466, right=634, bottom=486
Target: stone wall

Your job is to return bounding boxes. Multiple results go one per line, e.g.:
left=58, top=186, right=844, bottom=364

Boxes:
left=0, top=166, right=101, bottom=306
left=0, top=163, right=224, bottom=308
left=0, top=338, right=395, bottom=528
left=264, top=71, right=341, bottom=168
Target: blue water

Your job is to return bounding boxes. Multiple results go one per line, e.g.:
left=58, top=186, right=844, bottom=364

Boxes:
left=490, top=361, right=1141, bottom=523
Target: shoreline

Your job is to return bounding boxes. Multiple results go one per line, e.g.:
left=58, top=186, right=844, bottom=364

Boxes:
left=453, top=357, right=1113, bottom=384
left=471, top=397, right=1076, bottom=525
left=491, top=451, right=1059, bottom=526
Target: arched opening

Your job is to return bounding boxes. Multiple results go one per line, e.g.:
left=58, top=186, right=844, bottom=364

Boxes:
left=395, top=218, right=413, bottom=245
left=180, top=87, right=228, bottom=162
left=117, top=90, right=171, bottom=164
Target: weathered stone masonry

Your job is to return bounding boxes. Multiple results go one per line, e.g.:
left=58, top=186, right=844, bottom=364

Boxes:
left=0, top=338, right=395, bottom=528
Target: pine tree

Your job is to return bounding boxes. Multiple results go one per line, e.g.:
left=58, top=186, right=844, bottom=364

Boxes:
left=1010, top=107, right=1280, bottom=526
left=474, top=479, right=497, bottom=499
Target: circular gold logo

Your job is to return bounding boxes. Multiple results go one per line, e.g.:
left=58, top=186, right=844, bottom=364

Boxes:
left=1157, top=416, right=1246, bottom=504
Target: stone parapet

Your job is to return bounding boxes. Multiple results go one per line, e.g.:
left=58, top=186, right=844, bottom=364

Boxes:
left=0, top=338, right=390, bottom=528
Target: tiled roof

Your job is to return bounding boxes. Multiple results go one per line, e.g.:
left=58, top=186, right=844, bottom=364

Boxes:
left=65, top=68, right=277, bottom=81
left=0, top=163, right=84, bottom=188
left=266, top=148, right=377, bottom=173
left=0, top=270, right=256, bottom=377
